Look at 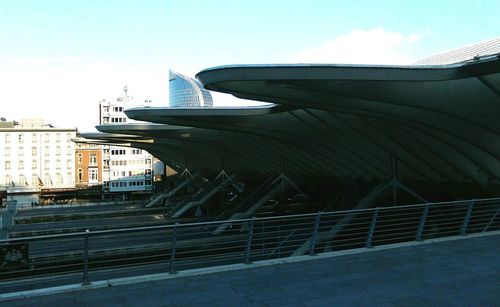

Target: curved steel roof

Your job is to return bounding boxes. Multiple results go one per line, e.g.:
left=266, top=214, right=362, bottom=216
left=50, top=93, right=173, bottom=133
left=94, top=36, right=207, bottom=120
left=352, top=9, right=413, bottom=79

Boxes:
left=136, top=56, right=500, bottom=185
left=78, top=53, right=500, bottom=193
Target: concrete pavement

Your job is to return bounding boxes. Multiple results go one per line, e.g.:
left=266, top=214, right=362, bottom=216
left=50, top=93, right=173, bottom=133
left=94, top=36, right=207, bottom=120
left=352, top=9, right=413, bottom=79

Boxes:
left=2, top=232, right=499, bottom=306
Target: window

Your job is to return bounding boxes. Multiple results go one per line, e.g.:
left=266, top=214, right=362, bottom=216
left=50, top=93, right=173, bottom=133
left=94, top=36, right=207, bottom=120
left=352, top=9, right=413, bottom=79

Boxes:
left=32, top=175, right=39, bottom=186
left=44, top=160, right=50, bottom=170
left=67, top=159, right=72, bottom=169
left=89, top=154, right=97, bottom=166
left=56, top=159, right=61, bottom=170
left=18, top=175, right=27, bottom=186
left=88, top=168, right=98, bottom=184
left=45, top=146, right=50, bottom=156
left=4, top=147, right=10, bottom=157
left=4, top=175, right=12, bottom=186
left=18, top=146, right=24, bottom=157
left=66, top=133, right=72, bottom=142
left=67, top=145, right=72, bottom=155
left=5, top=161, right=11, bottom=170
left=5, top=133, right=10, bottom=143
left=32, top=146, right=37, bottom=156
left=145, top=180, right=152, bottom=186
left=18, top=134, right=23, bottom=143
left=44, top=133, right=50, bottom=143
left=56, top=146, right=61, bottom=156
left=55, top=173, right=62, bottom=185
left=32, top=133, right=38, bottom=143
left=77, top=168, right=83, bottom=182
left=77, top=153, right=83, bottom=164
left=32, top=160, right=37, bottom=170
left=44, top=174, right=51, bottom=186
left=18, top=160, right=24, bottom=170
left=56, top=133, right=61, bottom=143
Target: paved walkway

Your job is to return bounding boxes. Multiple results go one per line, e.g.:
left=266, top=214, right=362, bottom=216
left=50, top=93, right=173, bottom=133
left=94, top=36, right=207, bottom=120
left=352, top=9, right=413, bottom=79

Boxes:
left=2, top=233, right=499, bottom=306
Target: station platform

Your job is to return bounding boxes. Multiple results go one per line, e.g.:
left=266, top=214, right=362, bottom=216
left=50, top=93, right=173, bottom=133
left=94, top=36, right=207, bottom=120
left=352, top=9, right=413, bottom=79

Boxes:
left=1, top=232, right=499, bottom=306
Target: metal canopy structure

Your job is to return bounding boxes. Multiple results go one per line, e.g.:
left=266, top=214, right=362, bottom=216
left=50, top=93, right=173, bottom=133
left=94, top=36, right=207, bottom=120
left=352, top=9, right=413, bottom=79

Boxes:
left=79, top=46, right=500, bottom=196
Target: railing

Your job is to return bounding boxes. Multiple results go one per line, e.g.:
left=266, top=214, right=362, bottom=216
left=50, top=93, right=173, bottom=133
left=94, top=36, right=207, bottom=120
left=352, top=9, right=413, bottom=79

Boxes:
left=0, top=197, right=499, bottom=288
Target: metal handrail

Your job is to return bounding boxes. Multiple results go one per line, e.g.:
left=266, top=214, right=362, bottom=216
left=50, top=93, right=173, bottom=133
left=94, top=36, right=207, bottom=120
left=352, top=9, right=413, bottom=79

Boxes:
left=1, top=196, right=498, bottom=289
left=2, top=196, right=500, bottom=243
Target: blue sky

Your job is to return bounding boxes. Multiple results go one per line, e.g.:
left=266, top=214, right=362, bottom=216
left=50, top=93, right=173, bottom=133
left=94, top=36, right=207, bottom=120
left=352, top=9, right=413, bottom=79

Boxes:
left=1, top=0, right=499, bottom=130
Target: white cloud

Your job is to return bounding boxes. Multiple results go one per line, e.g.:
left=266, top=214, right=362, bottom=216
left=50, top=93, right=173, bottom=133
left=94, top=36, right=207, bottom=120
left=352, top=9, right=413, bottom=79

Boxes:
left=289, top=28, right=422, bottom=65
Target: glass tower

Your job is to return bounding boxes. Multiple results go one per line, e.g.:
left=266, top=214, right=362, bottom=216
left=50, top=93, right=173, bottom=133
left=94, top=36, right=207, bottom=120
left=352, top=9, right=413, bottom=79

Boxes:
left=169, top=70, right=213, bottom=107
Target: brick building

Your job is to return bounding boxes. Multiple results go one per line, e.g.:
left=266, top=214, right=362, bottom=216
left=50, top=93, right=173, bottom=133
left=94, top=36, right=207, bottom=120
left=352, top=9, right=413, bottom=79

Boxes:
left=75, top=142, right=103, bottom=187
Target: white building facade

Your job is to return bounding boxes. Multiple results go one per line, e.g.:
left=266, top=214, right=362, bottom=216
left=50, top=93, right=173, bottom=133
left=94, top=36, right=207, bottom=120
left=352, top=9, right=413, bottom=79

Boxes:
left=99, top=88, right=153, bottom=193
left=0, top=119, right=76, bottom=189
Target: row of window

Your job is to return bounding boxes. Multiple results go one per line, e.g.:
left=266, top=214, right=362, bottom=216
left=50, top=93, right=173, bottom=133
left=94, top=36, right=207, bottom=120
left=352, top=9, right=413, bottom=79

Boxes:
left=108, top=149, right=143, bottom=155
left=4, top=173, right=73, bottom=186
left=76, top=153, right=98, bottom=165
left=109, top=159, right=152, bottom=167
left=4, top=160, right=73, bottom=170
left=109, top=169, right=151, bottom=178
left=3, top=146, right=72, bottom=157
left=3, top=132, right=73, bottom=144
left=110, top=180, right=152, bottom=188
left=102, top=117, right=127, bottom=124
left=111, top=160, right=128, bottom=166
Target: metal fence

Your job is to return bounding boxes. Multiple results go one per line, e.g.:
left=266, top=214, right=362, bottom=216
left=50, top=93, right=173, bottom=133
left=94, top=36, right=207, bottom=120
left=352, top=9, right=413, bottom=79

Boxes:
left=1, top=197, right=499, bottom=286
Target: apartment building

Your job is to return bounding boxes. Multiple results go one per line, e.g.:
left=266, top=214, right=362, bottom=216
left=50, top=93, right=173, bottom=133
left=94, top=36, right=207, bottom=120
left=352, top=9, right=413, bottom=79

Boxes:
left=0, top=118, right=76, bottom=189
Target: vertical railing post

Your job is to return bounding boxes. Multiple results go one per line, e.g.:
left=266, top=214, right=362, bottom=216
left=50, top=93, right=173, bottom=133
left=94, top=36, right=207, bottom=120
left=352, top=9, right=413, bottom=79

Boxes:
left=245, top=218, right=255, bottom=264
left=416, top=205, right=429, bottom=241
left=82, top=229, right=90, bottom=286
left=170, top=225, right=178, bottom=274
left=309, top=214, right=321, bottom=256
left=366, top=208, right=379, bottom=248
left=460, top=202, right=474, bottom=236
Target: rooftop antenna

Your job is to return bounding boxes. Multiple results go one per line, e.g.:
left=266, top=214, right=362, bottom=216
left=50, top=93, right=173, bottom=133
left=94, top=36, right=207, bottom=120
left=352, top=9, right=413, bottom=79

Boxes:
left=124, top=85, right=128, bottom=97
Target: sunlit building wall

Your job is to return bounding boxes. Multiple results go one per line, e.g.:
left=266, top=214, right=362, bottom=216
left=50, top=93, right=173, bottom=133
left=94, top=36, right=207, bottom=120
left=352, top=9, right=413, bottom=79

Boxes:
left=0, top=118, right=76, bottom=189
